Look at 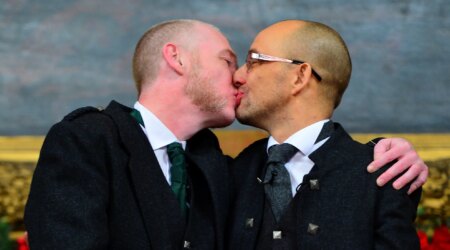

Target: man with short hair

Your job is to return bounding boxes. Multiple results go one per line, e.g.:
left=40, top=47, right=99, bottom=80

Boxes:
left=229, top=20, right=421, bottom=249
left=25, top=19, right=425, bottom=250
left=25, top=19, right=238, bottom=249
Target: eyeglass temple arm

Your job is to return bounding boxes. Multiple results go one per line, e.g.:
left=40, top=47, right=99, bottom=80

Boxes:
left=291, top=59, right=322, bottom=81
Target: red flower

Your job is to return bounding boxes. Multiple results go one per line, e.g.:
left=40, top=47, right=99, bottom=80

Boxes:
left=418, top=230, right=430, bottom=249
left=431, top=225, right=450, bottom=250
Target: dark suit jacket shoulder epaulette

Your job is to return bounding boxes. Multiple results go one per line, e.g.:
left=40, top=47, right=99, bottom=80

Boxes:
left=365, top=137, right=385, bottom=148
left=63, top=106, right=105, bottom=121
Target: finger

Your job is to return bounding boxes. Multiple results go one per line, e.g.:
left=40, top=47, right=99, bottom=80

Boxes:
left=368, top=139, right=410, bottom=173
left=407, top=165, right=428, bottom=194
left=380, top=139, right=411, bottom=164
left=375, top=153, right=415, bottom=186
left=392, top=163, right=422, bottom=189
left=392, top=156, right=426, bottom=190
left=373, top=138, right=392, bottom=160
left=368, top=139, right=392, bottom=173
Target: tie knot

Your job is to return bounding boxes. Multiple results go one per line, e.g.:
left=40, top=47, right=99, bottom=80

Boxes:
left=130, top=109, right=145, bottom=127
left=167, top=142, right=183, bottom=153
left=167, top=142, right=184, bottom=163
left=267, top=143, right=298, bottom=165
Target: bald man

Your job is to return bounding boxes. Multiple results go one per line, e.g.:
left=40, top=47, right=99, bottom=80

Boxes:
left=229, top=20, right=420, bottom=249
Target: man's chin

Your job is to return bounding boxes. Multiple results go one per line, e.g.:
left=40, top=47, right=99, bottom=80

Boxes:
left=210, top=120, right=234, bottom=129
left=236, top=111, right=258, bottom=127
left=235, top=109, right=246, bottom=123
left=209, top=112, right=236, bottom=128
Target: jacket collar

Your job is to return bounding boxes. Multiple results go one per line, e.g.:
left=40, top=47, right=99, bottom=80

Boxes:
left=104, top=101, right=186, bottom=249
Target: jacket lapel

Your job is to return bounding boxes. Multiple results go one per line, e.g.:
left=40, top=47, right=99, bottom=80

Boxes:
left=308, top=123, right=352, bottom=174
left=184, top=129, right=229, bottom=248
left=236, top=139, right=267, bottom=249
left=104, top=101, right=185, bottom=249
left=296, top=123, right=353, bottom=243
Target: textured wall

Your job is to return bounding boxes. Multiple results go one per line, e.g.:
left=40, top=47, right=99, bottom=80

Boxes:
left=1, top=0, right=449, bottom=135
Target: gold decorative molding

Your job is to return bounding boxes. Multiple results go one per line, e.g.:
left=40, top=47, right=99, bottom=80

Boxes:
left=1, top=132, right=450, bottom=160
left=0, top=136, right=43, bottom=162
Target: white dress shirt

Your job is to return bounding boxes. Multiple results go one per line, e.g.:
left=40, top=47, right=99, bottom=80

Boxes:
left=134, top=101, right=186, bottom=185
left=267, top=119, right=330, bottom=196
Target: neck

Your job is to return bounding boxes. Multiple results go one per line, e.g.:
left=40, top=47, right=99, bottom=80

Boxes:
left=265, top=105, right=331, bottom=143
left=262, top=86, right=334, bottom=142
left=138, top=82, right=206, bottom=141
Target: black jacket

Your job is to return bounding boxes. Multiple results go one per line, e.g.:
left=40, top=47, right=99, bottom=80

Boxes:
left=228, top=123, right=421, bottom=250
left=25, top=101, right=232, bottom=250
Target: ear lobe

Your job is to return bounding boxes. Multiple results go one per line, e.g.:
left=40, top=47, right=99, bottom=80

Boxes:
left=162, top=43, right=184, bottom=75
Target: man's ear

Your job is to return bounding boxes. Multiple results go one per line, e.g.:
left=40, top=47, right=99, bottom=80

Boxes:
left=291, top=63, right=313, bottom=95
left=162, top=43, right=184, bottom=75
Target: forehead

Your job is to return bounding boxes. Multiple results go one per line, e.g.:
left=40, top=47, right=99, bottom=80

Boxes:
left=197, top=24, right=231, bottom=47
left=196, top=25, right=236, bottom=59
left=250, top=23, right=296, bottom=54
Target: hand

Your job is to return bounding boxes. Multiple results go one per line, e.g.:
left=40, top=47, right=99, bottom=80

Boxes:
left=367, top=138, right=428, bottom=194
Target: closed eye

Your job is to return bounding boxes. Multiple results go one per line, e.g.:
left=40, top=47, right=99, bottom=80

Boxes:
left=222, top=58, right=237, bottom=70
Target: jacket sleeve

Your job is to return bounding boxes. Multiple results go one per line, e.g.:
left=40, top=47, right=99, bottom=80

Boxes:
left=24, top=115, right=112, bottom=249
left=374, top=165, right=422, bottom=250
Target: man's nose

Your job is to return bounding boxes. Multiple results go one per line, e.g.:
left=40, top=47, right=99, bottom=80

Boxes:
left=233, top=65, right=247, bottom=88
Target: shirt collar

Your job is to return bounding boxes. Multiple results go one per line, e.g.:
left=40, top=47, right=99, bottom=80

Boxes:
left=134, top=101, right=186, bottom=150
left=267, top=119, right=330, bottom=156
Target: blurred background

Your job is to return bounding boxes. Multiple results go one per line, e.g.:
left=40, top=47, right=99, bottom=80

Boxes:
left=0, top=0, right=449, bottom=248
left=1, top=0, right=449, bottom=134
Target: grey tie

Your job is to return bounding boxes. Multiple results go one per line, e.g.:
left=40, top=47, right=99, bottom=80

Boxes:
left=263, top=143, right=299, bottom=222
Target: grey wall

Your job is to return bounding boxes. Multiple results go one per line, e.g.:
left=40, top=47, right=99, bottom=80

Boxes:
left=1, top=0, right=449, bottom=135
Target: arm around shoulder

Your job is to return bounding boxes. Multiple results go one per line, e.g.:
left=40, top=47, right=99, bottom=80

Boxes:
left=374, top=163, right=422, bottom=250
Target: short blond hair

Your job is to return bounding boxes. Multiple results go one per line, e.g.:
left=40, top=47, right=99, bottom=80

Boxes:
left=132, top=19, right=200, bottom=95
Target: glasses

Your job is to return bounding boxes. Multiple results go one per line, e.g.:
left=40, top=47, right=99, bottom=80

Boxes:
left=246, top=52, right=322, bottom=81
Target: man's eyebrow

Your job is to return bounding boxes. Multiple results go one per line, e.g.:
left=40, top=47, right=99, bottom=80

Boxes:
left=219, top=49, right=238, bottom=69
left=220, top=49, right=237, bottom=61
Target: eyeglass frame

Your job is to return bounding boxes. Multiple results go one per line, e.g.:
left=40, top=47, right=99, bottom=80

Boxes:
left=246, top=51, right=322, bottom=81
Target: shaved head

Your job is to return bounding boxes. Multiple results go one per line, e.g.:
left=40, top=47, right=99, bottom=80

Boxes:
left=274, top=20, right=352, bottom=108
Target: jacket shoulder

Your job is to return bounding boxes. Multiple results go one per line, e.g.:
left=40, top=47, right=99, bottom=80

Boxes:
left=62, top=106, right=106, bottom=121
left=235, top=137, right=268, bottom=159
left=232, top=137, right=268, bottom=173
left=49, top=105, right=118, bottom=137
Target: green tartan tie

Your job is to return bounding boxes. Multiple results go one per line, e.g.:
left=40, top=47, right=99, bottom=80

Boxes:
left=130, top=109, right=145, bottom=127
left=130, top=110, right=188, bottom=216
left=167, top=142, right=188, bottom=216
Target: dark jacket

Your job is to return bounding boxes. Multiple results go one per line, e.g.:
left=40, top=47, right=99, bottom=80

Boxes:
left=228, top=123, right=421, bottom=250
left=25, top=101, right=232, bottom=250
